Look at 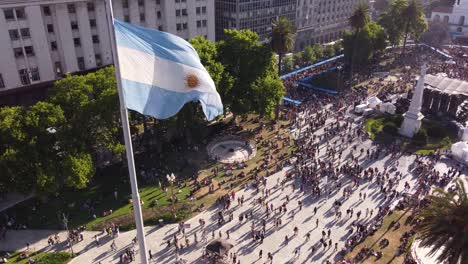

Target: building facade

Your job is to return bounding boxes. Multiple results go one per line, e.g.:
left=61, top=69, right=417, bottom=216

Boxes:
left=0, top=0, right=215, bottom=91
left=215, top=0, right=296, bottom=41
left=295, top=0, right=367, bottom=51
left=429, top=0, right=468, bottom=43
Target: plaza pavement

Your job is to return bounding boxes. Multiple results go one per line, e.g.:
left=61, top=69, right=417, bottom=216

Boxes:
left=0, top=114, right=465, bottom=264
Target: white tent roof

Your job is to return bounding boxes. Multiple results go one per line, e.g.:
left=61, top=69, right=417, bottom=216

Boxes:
left=425, top=74, right=468, bottom=96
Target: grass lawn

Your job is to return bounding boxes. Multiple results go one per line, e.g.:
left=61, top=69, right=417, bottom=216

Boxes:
left=364, top=115, right=456, bottom=155
left=4, top=114, right=295, bottom=231
left=345, top=209, right=414, bottom=264
left=0, top=251, right=72, bottom=264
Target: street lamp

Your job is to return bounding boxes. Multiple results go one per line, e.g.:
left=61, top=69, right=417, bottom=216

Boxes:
left=62, top=213, right=74, bottom=256
left=166, top=173, right=176, bottom=217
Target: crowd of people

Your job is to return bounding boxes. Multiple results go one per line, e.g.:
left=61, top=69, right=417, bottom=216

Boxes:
left=2, top=44, right=467, bottom=264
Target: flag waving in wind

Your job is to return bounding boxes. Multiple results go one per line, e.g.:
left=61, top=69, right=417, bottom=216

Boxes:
left=114, top=20, right=223, bottom=121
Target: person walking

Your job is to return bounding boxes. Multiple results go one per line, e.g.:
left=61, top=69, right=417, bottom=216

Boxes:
left=259, top=249, right=263, bottom=259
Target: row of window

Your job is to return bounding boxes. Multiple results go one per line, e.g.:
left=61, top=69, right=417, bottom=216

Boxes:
left=122, top=0, right=147, bottom=8
left=45, top=19, right=97, bottom=35
left=19, top=68, right=40, bottom=85
left=433, top=15, right=466, bottom=26
left=12, top=34, right=100, bottom=60
left=8, top=54, right=104, bottom=87
left=4, top=8, right=26, bottom=20
left=196, top=6, right=207, bottom=15
left=176, top=9, right=188, bottom=17
left=8, top=28, right=30, bottom=41
left=197, top=19, right=207, bottom=28
left=13, top=46, right=34, bottom=58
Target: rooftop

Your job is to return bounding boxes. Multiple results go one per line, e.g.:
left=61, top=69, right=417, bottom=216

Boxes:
left=425, top=74, right=468, bottom=96
left=432, top=6, right=454, bottom=13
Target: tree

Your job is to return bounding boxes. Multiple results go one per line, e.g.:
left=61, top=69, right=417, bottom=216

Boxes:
left=251, top=74, right=285, bottom=118
left=302, top=45, right=316, bottom=64
left=379, top=0, right=407, bottom=47
left=348, top=2, right=370, bottom=79
left=324, top=45, right=336, bottom=58
left=333, top=41, right=343, bottom=54
left=312, top=44, right=324, bottom=59
left=282, top=55, right=294, bottom=72
left=0, top=101, right=95, bottom=195
left=48, top=68, right=122, bottom=156
left=401, top=0, right=428, bottom=54
left=270, top=17, right=296, bottom=74
left=349, top=2, right=370, bottom=32
left=218, top=29, right=284, bottom=118
left=343, top=21, right=387, bottom=65
left=293, top=52, right=304, bottom=66
left=191, top=36, right=234, bottom=114
left=416, top=179, right=468, bottom=264
left=0, top=106, right=30, bottom=193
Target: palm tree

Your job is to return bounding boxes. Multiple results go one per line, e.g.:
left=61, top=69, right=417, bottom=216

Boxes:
left=401, top=0, right=418, bottom=54
left=348, top=2, right=370, bottom=82
left=270, top=17, right=296, bottom=74
left=415, top=179, right=468, bottom=264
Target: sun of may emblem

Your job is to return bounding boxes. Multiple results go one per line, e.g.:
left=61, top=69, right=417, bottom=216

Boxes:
left=186, top=73, right=199, bottom=89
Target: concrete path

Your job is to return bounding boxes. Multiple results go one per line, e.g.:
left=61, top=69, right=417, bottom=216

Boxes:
left=0, top=112, right=464, bottom=264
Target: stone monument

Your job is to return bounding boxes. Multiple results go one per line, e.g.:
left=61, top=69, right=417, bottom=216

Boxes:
left=399, top=64, right=427, bottom=138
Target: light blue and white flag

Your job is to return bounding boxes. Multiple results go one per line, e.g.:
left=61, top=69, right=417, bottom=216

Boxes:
left=114, top=20, right=223, bottom=121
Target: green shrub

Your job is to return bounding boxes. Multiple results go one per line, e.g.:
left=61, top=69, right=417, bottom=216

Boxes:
left=391, top=115, right=403, bottom=126
left=382, top=123, right=398, bottom=135
left=37, top=252, right=72, bottom=264
left=425, top=121, right=446, bottom=138
left=413, top=129, right=428, bottom=146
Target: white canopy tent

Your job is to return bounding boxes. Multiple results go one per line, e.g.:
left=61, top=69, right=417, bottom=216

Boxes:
left=451, top=141, right=468, bottom=164
left=367, top=96, right=382, bottom=108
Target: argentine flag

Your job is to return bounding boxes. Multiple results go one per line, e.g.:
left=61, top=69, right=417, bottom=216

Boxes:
left=114, top=20, right=223, bottom=121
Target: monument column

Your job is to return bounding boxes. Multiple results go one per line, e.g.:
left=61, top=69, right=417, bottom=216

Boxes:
left=399, top=64, right=428, bottom=138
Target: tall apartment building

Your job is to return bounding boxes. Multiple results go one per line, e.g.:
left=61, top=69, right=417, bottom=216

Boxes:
left=215, top=0, right=296, bottom=41
left=0, top=0, right=215, bottom=91
left=295, top=0, right=366, bottom=50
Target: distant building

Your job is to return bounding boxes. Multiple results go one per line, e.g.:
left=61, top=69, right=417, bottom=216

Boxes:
left=215, top=0, right=296, bottom=41
left=0, top=0, right=215, bottom=91
left=429, top=0, right=468, bottom=43
left=295, top=0, right=366, bottom=51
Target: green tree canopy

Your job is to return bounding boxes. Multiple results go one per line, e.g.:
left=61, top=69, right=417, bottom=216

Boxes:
left=312, top=44, right=324, bottom=59
left=303, top=45, right=317, bottom=64
left=218, top=29, right=284, bottom=117
left=0, top=102, right=95, bottom=195
left=282, top=55, right=294, bottom=72
left=324, top=45, right=336, bottom=58
left=379, top=0, right=407, bottom=46
left=401, top=0, right=428, bottom=53
left=190, top=36, right=234, bottom=109
left=343, top=21, right=387, bottom=65
left=0, top=67, right=122, bottom=195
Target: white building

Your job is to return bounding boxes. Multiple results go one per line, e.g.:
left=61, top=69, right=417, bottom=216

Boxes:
left=0, top=0, right=215, bottom=91
left=295, top=0, right=367, bottom=50
left=429, top=0, right=468, bottom=43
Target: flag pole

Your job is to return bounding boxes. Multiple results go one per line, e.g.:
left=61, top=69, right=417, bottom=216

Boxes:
left=104, top=0, right=149, bottom=263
